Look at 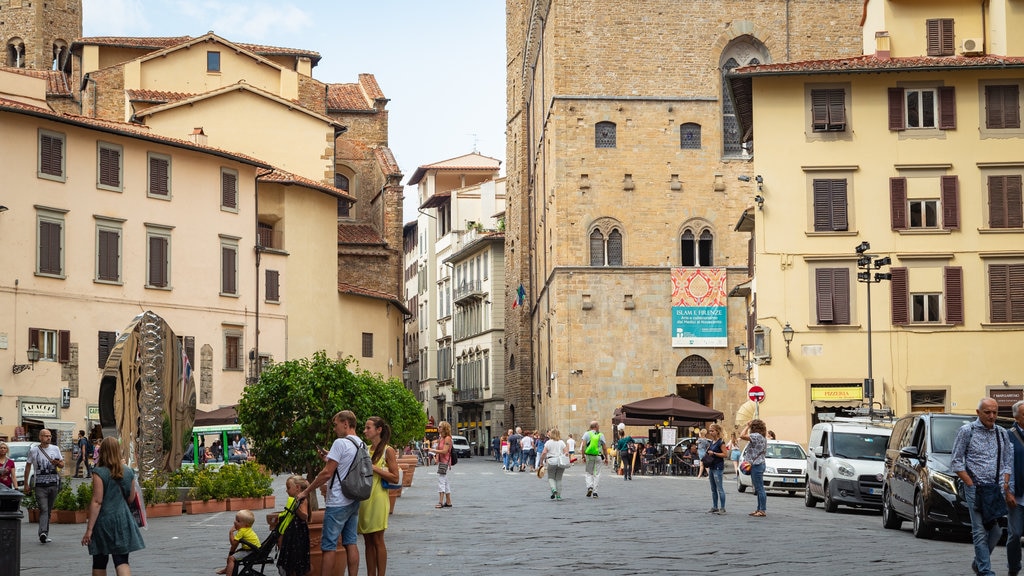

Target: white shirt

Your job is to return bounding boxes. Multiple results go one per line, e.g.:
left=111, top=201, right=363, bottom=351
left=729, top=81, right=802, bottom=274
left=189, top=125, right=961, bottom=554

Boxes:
left=325, top=435, right=362, bottom=508
left=29, top=444, right=62, bottom=485
left=521, top=435, right=534, bottom=451
left=567, top=438, right=576, bottom=452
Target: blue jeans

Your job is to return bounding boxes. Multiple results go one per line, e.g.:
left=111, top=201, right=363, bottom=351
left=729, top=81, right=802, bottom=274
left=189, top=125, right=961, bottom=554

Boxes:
left=503, top=452, right=510, bottom=469
left=1008, top=497, right=1024, bottom=575
left=751, top=462, right=767, bottom=512
left=321, top=501, right=360, bottom=551
left=709, top=466, right=725, bottom=509
left=964, top=484, right=1002, bottom=576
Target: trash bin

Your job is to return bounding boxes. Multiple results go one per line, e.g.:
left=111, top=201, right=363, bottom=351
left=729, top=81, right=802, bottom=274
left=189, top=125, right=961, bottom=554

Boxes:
left=0, top=484, right=24, bottom=576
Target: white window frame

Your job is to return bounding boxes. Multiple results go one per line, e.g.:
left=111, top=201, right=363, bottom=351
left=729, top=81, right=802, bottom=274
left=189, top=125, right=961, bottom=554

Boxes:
left=223, top=328, right=243, bottom=371
left=220, top=236, right=239, bottom=297
left=906, top=88, right=938, bottom=129
left=908, top=198, right=939, bottom=229
left=911, top=292, right=942, bottom=324
left=39, top=328, right=58, bottom=361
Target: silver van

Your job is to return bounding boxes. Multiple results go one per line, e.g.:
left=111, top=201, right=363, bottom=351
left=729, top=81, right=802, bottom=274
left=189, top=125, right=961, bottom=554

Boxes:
left=804, top=419, right=893, bottom=512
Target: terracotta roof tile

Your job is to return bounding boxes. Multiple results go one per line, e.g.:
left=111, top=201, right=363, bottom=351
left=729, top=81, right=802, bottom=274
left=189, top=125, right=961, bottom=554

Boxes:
left=337, top=282, right=408, bottom=314
left=327, top=83, right=373, bottom=111
left=1, top=67, right=72, bottom=96
left=126, top=89, right=195, bottom=104
left=259, top=168, right=355, bottom=201
left=734, top=54, right=1024, bottom=76
left=236, top=41, right=321, bottom=64
left=407, top=153, right=501, bottom=185
left=358, top=74, right=385, bottom=101
left=338, top=223, right=384, bottom=245
left=374, top=146, right=401, bottom=177
left=74, top=36, right=322, bottom=64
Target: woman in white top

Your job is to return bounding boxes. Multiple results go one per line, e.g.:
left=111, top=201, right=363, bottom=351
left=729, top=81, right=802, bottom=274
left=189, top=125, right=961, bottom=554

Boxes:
left=539, top=428, right=570, bottom=500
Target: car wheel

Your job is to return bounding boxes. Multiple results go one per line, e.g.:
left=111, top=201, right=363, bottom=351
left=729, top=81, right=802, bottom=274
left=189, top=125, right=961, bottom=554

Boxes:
left=804, top=478, right=819, bottom=507
left=823, top=481, right=838, bottom=513
left=912, top=492, right=935, bottom=539
left=881, top=489, right=902, bottom=530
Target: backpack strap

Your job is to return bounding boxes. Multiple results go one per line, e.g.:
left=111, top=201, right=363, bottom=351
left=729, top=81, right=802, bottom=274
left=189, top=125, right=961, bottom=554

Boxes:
left=329, top=437, right=362, bottom=490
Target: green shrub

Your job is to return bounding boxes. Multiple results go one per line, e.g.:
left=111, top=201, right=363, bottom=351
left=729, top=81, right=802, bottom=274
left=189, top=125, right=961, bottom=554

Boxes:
left=53, top=482, right=79, bottom=510
left=21, top=490, right=38, bottom=510
left=76, top=482, right=93, bottom=510
left=190, top=468, right=217, bottom=502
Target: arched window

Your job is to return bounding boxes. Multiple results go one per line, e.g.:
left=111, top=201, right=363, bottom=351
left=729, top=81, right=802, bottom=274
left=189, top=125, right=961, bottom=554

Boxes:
left=680, top=123, right=702, bottom=149
left=52, top=40, right=70, bottom=74
left=7, top=38, right=25, bottom=68
left=699, top=230, right=714, bottom=266
left=676, top=355, right=713, bottom=377
left=589, top=219, right=624, bottom=266
left=335, top=173, right=350, bottom=218
left=590, top=230, right=605, bottom=266
left=721, top=37, right=769, bottom=156
left=595, top=121, right=616, bottom=148
left=607, top=229, right=623, bottom=265
left=681, top=227, right=714, bottom=266
left=334, top=173, right=349, bottom=191
left=681, top=230, right=695, bottom=266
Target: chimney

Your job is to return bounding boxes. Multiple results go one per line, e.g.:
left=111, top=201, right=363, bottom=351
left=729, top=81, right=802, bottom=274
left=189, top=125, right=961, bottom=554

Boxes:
left=875, top=31, right=891, bottom=61
left=189, top=127, right=207, bottom=146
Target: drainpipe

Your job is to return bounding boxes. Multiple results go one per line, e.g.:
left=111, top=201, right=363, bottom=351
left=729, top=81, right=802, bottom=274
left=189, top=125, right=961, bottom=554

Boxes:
left=254, top=168, right=274, bottom=382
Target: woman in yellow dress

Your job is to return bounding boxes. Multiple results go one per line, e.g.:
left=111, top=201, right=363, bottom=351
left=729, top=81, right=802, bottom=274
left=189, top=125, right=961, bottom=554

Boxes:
left=357, top=416, right=400, bottom=576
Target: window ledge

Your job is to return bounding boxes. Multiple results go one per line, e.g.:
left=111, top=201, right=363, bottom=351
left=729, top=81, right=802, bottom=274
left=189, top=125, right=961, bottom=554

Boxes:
left=981, top=322, right=1024, bottom=329
left=35, top=272, right=65, bottom=280
left=94, top=279, right=123, bottom=286
left=145, top=284, right=172, bottom=291
left=220, top=292, right=240, bottom=298
left=978, top=228, right=1024, bottom=234
left=897, top=228, right=952, bottom=235
left=257, top=247, right=289, bottom=256
left=805, top=324, right=863, bottom=331
left=264, top=299, right=280, bottom=305
left=805, top=231, right=859, bottom=237
left=898, top=323, right=957, bottom=329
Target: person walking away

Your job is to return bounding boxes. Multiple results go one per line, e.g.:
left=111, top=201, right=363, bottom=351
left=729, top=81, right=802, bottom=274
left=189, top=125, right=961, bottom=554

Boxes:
left=1006, top=399, right=1024, bottom=576
left=952, top=397, right=1012, bottom=576
left=580, top=421, right=607, bottom=498
left=740, top=419, right=768, bottom=517
left=0, top=442, right=14, bottom=489
left=359, top=416, right=400, bottom=576
left=430, top=422, right=454, bottom=508
left=75, top=430, right=93, bottom=478
left=276, top=475, right=311, bottom=576
left=24, top=428, right=63, bottom=544
left=705, top=424, right=728, bottom=514
left=297, top=410, right=364, bottom=576
left=540, top=428, right=569, bottom=500
left=567, top=434, right=576, bottom=465
left=521, top=432, right=535, bottom=472
left=508, top=427, right=523, bottom=472
left=81, top=436, right=145, bottom=575
left=535, top=433, right=546, bottom=471
left=500, top=433, right=510, bottom=471
left=216, top=509, right=260, bottom=575
left=615, top=424, right=635, bottom=481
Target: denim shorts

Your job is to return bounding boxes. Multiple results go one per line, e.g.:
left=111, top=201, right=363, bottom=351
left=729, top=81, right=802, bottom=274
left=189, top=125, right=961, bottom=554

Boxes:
left=321, top=501, right=360, bottom=551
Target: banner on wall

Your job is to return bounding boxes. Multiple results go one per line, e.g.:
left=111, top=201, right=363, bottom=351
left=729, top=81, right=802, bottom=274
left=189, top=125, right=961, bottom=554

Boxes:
left=671, top=267, right=728, bottom=348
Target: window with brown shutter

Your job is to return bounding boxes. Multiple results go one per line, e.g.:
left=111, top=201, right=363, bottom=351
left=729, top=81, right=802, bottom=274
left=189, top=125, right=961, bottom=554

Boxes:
left=890, top=267, right=909, bottom=325
left=148, top=234, right=169, bottom=288
left=815, top=268, right=850, bottom=325
left=98, top=330, right=116, bottom=368
left=938, top=86, right=956, bottom=130
left=221, top=169, right=238, bottom=209
left=362, top=332, right=374, bottom=358
left=811, top=89, right=847, bottom=132
left=945, top=266, right=964, bottom=325
left=221, top=244, right=237, bottom=295
left=224, top=332, right=242, bottom=370
left=265, top=269, right=280, bottom=302
left=888, top=88, right=906, bottom=131
left=813, top=179, right=848, bottom=231
left=58, top=329, right=70, bottom=363
left=926, top=18, right=955, bottom=56
left=38, top=218, right=63, bottom=275
left=985, top=85, right=1021, bottom=130
left=38, top=130, right=64, bottom=179
left=890, top=177, right=908, bottom=229
left=148, top=154, right=170, bottom=197
left=97, top=144, right=121, bottom=189
left=97, top=227, right=120, bottom=281
left=941, top=175, right=960, bottom=229
left=989, top=264, right=1024, bottom=323
left=988, top=175, right=1024, bottom=228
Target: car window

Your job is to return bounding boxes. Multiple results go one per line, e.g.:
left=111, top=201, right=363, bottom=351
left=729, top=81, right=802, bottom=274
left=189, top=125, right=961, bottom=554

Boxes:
left=930, top=416, right=973, bottom=453
left=831, top=432, right=889, bottom=461
left=767, top=444, right=806, bottom=459
left=8, top=445, right=30, bottom=461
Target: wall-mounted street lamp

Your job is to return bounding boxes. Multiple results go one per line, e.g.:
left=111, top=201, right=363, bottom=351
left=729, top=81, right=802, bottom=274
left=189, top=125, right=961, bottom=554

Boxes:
left=738, top=175, right=765, bottom=209
left=782, top=322, right=795, bottom=356
left=12, top=344, right=40, bottom=374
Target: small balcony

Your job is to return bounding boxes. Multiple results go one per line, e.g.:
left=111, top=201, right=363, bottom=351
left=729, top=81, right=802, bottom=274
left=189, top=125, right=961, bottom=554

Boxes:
left=453, top=386, right=483, bottom=405
left=453, top=279, right=485, bottom=304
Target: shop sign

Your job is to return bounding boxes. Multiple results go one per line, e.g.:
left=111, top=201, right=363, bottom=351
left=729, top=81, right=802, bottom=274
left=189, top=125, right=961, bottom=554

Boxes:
left=991, top=389, right=1024, bottom=406
left=21, top=402, right=58, bottom=418
left=88, top=405, right=100, bottom=420
left=810, top=386, right=863, bottom=402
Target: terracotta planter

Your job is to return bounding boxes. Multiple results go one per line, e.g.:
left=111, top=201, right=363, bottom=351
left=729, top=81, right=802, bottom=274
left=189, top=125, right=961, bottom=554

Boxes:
left=308, top=509, right=344, bottom=576
left=263, top=495, right=276, bottom=509
left=399, top=463, right=415, bottom=487
left=27, top=509, right=52, bottom=523
left=388, top=489, right=400, bottom=514
left=226, top=496, right=264, bottom=511
left=145, top=502, right=183, bottom=518
left=184, top=499, right=227, bottom=514
left=53, top=509, right=88, bottom=523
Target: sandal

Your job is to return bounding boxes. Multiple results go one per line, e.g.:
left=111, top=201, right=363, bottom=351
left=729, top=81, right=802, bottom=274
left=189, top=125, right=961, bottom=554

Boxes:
left=435, top=503, right=444, bottom=508
left=749, top=510, right=766, bottom=517
left=443, top=503, right=452, bottom=508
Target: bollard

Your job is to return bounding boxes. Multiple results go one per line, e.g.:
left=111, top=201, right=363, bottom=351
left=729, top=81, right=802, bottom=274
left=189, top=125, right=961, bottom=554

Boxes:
left=0, top=484, right=25, bottom=576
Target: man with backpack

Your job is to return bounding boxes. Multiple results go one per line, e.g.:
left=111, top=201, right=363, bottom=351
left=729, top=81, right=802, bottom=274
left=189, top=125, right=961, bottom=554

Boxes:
left=615, top=423, right=636, bottom=481
left=74, top=429, right=93, bottom=478
left=298, top=410, right=366, bottom=576
left=580, top=421, right=607, bottom=498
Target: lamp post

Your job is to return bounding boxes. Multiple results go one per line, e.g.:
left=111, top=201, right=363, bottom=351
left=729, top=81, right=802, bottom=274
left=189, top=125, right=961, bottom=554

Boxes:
left=855, top=242, right=891, bottom=418
left=12, top=344, right=40, bottom=374
left=782, top=323, right=795, bottom=356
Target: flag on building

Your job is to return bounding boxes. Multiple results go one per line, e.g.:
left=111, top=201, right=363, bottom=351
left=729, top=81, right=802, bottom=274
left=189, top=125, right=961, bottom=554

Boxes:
left=513, top=284, right=526, bottom=309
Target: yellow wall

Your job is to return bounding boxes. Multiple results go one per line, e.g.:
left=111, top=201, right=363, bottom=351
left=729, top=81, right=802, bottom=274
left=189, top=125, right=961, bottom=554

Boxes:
left=140, top=42, right=282, bottom=96
left=884, top=0, right=984, bottom=57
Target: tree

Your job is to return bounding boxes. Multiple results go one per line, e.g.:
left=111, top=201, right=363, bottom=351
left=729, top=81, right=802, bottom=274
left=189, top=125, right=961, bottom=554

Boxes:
left=237, top=351, right=425, bottom=487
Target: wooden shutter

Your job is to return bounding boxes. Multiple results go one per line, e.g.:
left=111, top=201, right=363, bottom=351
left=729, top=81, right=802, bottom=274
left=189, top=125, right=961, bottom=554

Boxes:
left=58, top=329, right=70, bottom=363
left=941, top=175, right=960, bottom=230
left=265, top=270, right=280, bottom=301
left=985, top=85, right=1014, bottom=130
left=149, top=156, right=169, bottom=196
left=938, top=86, right=956, bottom=130
left=221, top=245, right=236, bottom=294
left=816, top=269, right=834, bottom=323
left=833, top=269, right=850, bottom=324
left=811, top=90, right=829, bottom=129
left=98, top=228, right=119, bottom=281
left=98, top=146, right=120, bottom=187
left=940, top=19, right=955, bottom=55
left=990, top=176, right=1007, bottom=228
left=890, top=177, right=908, bottom=229
left=1006, top=85, right=1022, bottom=129
left=926, top=19, right=941, bottom=56
left=1008, top=176, right=1023, bottom=228
left=813, top=180, right=832, bottom=231
left=221, top=171, right=237, bottom=208
left=40, top=133, right=63, bottom=176
left=831, top=180, right=848, bottom=231
left=29, top=328, right=40, bottom=351
left=890, top=267, right=909, bottom=325
left=39, top=220, right=61, bottom=274
left=991, top=264, right=1010, bottom=323
left=944, top=266, right=964, bottom=325
left=888, top=88, right=906, bottom=131
left=828, top=89, right=846, bottom=127
left=149, top=236, right=167, bottom=287
left=98, top=330, right=116, bottom=368
left=1012, top=264, right=1024, bottom=322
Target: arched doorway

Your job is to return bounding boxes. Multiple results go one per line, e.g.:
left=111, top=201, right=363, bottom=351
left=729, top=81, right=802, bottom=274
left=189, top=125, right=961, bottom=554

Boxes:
left=674, top=354, right=712, bottom=406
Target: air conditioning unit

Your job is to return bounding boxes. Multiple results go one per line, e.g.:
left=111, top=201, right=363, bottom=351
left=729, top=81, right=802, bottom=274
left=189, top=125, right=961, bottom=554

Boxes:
left=961, top=38, right=984, bottom=56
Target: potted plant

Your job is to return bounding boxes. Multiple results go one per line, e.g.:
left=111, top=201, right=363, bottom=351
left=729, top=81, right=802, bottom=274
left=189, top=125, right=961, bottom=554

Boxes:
left=53, top=481, right=89, bottom=523
left=184, top=467, right=226, bottom=514
left=225, top=462, right=270, bottom=511
left=142, top=473, right=182, bottom=518
left=21, top=489, right=41, bottom=523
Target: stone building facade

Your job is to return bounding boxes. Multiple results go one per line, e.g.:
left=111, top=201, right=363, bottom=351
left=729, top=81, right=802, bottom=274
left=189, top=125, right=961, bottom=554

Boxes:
left=0, top=0, right=80, bottom=72
left=504, top=0, right=866, bottom=436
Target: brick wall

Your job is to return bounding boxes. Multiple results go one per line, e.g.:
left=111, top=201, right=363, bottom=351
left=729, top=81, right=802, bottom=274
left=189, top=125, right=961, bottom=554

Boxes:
left=0, top=0, right=82, bottom=70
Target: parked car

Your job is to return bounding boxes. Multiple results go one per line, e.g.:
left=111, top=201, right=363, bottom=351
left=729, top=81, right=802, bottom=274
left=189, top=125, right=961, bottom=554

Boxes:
left=7, top=441, right=35, bottom=490
left=451, top=435, right=472, bottom=459
left=738, top=440, right=808, bottom=495
left=881, top=412, right=1013, bottom=539
left=804, top=419, right=894, bottom=512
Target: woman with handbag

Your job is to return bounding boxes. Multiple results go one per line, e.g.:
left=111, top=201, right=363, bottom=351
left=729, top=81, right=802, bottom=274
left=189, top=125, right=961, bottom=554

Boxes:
left=539, top=427, right=569, bottom=500
left=740, top=419, right=769, bottom=517
left=81, top=436, right=145, bottom=575
left=429, top=421, right=453, bottom=509
left=704, top=424, right=728, bottom=515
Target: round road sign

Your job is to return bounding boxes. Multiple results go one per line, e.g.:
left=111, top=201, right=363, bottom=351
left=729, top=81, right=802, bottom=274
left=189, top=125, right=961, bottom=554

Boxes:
left=748, top=385, right=765, bottom=403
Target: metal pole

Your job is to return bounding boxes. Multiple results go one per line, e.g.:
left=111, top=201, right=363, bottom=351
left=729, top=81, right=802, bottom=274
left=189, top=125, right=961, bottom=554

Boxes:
left=866, top=276, right=874, bottom=418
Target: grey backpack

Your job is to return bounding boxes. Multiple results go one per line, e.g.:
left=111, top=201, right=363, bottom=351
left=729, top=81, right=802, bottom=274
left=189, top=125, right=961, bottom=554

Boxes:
left=331, top=437, right=374, bottom=501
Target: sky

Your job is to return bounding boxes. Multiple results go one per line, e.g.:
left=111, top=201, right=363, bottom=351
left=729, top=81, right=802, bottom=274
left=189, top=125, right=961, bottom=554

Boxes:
left=82, top=0, right=507, bottom=221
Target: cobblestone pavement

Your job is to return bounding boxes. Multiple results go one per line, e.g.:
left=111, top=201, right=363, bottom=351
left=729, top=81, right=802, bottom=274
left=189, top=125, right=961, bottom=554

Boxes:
left=18, top=457, right=984, bottom=575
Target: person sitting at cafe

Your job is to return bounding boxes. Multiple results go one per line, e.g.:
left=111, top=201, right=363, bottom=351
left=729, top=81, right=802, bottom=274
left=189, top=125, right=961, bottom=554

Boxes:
left=229, top=435, right=249, bottom=463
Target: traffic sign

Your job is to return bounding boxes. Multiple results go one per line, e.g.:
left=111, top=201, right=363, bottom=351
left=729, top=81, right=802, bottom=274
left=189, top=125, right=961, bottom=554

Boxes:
left=748, top=385, right=765, bottom=403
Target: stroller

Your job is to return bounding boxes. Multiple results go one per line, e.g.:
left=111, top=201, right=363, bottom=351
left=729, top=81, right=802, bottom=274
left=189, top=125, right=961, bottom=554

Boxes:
left=232, top=497, right=302, bottom=576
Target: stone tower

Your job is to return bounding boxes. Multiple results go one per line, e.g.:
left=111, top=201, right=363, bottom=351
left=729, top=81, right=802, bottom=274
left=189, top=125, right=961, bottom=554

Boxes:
left=505, top=0, right=865, bottom=435
left=1, top=0, right=81, bottom=72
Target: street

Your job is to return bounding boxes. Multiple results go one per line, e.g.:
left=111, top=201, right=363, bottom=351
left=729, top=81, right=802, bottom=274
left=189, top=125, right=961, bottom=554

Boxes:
left=19, top=457, right=980, bottom=575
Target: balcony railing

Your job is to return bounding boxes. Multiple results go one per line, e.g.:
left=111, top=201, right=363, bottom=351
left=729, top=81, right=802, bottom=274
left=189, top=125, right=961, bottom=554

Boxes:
left=453, top=279, right=484, bottom=303
left=454, top=387, right=483, bottom=402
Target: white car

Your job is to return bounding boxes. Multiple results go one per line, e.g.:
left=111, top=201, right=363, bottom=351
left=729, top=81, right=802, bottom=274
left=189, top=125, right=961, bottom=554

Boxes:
left=7, top=441, right=36, bottom=490
left=451, top=436, right=472, bottom=459
left=738, top=440, right=807, bottom=495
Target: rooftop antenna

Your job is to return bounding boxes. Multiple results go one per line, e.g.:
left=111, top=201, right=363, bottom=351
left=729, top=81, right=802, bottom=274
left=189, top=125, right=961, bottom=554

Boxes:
left=468, top=133, right=479, bottom=153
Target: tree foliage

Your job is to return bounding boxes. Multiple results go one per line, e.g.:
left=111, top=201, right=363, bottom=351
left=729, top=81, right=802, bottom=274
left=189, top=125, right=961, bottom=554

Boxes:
left=237, top=351, right=425, bottom=481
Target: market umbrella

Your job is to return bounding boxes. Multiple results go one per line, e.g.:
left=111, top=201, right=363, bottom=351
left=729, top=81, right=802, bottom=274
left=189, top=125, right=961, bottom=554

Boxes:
left=620, top=394, right=724, bottom=423
left=194, top=405, right=240, bottom=426
left=735, top=400, right=759, bottom=426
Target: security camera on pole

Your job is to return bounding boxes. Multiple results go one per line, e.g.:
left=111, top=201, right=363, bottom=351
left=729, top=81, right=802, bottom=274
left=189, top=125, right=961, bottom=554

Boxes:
left=854, top=242, right=891, bottom=418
